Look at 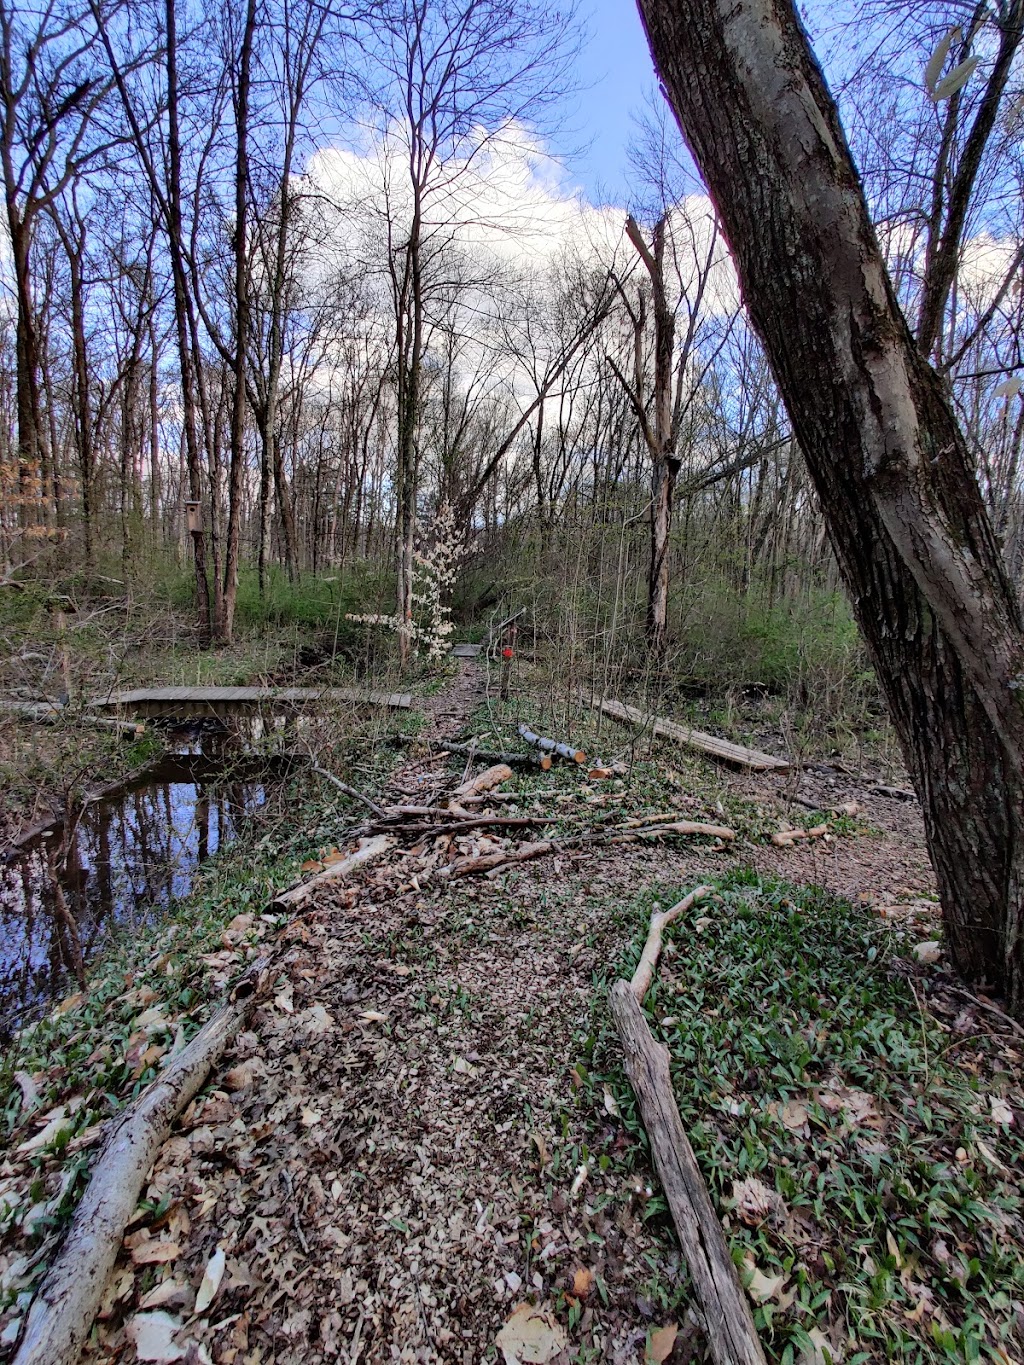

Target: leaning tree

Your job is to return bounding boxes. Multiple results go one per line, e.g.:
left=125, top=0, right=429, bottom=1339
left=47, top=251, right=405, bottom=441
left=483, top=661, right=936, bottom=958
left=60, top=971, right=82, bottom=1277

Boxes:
left=634, top=0, right=1024, bottom=1016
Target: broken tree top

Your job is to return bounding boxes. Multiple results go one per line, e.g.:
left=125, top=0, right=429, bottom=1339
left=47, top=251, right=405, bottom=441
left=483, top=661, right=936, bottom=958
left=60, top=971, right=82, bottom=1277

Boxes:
left=591, top=696, right=790, bottom=772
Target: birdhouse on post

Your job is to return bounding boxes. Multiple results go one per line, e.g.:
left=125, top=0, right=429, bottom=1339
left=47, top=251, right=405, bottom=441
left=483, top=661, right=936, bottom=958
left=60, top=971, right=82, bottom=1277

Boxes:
left=185, top=500, right=202, bottom=535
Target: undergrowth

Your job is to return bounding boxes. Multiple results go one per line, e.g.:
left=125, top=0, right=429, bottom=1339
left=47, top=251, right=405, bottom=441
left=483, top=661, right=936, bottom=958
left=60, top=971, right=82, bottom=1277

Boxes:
left=577, top=874, right=1023, bottom=1364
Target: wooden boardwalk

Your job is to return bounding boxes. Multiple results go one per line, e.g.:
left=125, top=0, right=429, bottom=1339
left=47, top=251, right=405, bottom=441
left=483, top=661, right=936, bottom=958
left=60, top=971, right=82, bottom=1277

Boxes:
left=89, top=686, right=413, bottom=720
left=589, top=696, right=791, bottom=772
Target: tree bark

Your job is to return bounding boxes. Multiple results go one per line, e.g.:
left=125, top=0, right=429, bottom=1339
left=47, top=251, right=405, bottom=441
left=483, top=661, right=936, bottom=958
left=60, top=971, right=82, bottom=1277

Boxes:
left=635, top=0, right=1024, bottom=1014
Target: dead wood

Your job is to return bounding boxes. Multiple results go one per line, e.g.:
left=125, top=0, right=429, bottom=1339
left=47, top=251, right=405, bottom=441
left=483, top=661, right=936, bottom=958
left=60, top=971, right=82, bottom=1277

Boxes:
left=393, top=737, right=552, bottom=770
left=517, top=723, right=585, bottom=765
left=270, top=835, right=393, bottom=911
left=0, top=700, right=146, bottom=738
left=432, top=817, right=734, bottom=882
left=629, top=887, right=712, bottom=1003
left=12, top=961, right=271, bottom=1365
left=306, top=762, right=387, bottom=818
left=590, top=696, right=789, bottom=773
left=771, top=823, right=828, bottom=848
left=382, top=815, right=555, bottom=839
left=452, top=763, right=513, bottom=799
left=609, top=981, right=768, bottom=1365
left=437, top=839, right=555, bottom=880
left=614, top=820, right=736, bottom=842
left=868, top=784, right=917, bottom=802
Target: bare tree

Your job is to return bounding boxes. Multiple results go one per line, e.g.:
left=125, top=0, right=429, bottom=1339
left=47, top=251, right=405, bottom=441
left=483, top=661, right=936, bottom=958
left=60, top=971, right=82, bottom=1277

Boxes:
left=358, top=0, right=580, bottom=663
left=0, top=0, right=116, bottom=531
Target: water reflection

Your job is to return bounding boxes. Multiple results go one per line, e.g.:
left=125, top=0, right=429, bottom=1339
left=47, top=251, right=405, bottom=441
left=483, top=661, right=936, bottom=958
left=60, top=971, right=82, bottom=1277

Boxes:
left=0, top=745, right=292, bottom=1040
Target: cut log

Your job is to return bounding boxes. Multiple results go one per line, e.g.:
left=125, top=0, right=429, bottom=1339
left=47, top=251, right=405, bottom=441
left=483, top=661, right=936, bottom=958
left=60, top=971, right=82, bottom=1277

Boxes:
left=517, top=723, right=585, bottom=765
left=771, top=823, right=828, bottom=848
left=452, top=762, right=513, bottom=799
left=11, top=962, right=271, bottom=1365
left=271, top=834, right=393, bottom=911
left=609, top=981, right=767, bottom=1365
left=590, top=696, right=790, bottom=772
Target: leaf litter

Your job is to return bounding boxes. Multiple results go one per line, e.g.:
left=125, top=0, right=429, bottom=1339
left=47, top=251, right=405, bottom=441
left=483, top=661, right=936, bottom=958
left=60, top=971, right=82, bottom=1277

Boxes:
left=1, top=664, right=1022, bottom=1363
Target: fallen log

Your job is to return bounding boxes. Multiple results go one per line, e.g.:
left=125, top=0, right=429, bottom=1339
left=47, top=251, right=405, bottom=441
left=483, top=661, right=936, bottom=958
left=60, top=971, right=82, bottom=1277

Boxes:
left=270, top=834, right=393, bottom=911
left=12, top=961, right=271, bottom=1365
left=517, top=723, right=585, bottom=765
left=452, top=762, right=513, bottom=799
left=608, top=892, right=767, bottom=1365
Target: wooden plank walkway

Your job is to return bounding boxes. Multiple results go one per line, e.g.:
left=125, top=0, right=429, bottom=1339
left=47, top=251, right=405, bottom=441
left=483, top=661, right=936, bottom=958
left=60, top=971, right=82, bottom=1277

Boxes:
left=589, top=696, right=791, bottom=773
left=89, top=686, right=413, bottom=720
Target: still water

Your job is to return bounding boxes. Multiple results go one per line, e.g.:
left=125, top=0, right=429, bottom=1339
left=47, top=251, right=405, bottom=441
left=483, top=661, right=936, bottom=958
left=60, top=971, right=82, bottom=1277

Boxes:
left=0, top=744, right=291, bottom=1039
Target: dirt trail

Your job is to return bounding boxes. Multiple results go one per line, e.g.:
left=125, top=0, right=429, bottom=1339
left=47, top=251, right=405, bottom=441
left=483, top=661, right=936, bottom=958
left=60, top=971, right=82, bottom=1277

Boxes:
left=80, top=665, right=943, bottom=1364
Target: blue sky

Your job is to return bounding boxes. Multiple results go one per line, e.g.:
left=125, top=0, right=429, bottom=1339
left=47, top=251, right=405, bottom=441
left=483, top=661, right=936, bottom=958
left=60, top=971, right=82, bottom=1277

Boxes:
left=561, top=0, right=660, bottom=206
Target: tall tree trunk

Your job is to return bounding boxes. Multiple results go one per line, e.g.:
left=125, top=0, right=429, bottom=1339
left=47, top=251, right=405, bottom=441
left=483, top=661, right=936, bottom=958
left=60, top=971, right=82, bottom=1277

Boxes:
left=220, top=0, right=258, bottom=645
left=9, top=219, right=43, bottom=530
left=166, top=0, right=212, bottom=643
left=636, top=0, right=1024, bottom=1015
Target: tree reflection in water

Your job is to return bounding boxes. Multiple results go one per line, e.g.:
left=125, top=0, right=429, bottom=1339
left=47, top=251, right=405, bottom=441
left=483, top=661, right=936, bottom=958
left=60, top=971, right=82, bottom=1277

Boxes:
left=0, top=744, right=290, bottom=1039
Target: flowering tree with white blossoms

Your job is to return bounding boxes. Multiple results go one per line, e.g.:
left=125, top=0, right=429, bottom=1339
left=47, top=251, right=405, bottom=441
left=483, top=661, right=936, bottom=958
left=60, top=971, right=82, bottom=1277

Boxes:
left=347, top=503, right=464, bottom=664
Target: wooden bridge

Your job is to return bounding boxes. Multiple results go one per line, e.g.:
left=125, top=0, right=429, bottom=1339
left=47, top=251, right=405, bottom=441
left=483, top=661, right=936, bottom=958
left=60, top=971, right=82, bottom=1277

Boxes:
left=88, top=686, right=413, bottom=721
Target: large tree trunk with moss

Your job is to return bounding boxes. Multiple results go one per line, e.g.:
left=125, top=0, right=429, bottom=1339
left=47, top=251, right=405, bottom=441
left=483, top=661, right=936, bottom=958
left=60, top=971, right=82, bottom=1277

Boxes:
left=636, top=0, right=1024, bottom=1015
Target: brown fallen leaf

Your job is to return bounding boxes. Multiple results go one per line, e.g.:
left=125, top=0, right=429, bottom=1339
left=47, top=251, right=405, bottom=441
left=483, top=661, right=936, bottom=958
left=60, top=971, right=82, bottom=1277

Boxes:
left=572, top=1267, right=594, bottom=1299
left=222, top=1058, right=265, bottom=1092
left=742, top=1251, right=789, bottom=1305
left=131, top=1239, right=181, bottom=1266
left=530, top=1132, right=549, bottom=1168
left=494, top=1302, right=567, bottom=1364
left=732, top=1177, right=777, bottom=1226
left=647, top=1322, right=678, bottom=1363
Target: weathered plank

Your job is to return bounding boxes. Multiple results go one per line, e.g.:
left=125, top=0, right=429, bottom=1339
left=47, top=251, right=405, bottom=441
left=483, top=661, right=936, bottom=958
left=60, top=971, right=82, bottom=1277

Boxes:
left=89, top=686, right=413, bottom=719
left=590, top=696, right=790, bottom=772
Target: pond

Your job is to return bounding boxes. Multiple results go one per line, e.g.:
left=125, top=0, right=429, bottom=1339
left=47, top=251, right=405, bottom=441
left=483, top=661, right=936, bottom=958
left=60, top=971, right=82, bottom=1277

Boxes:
left=0, top=742, right=294, bottom=1040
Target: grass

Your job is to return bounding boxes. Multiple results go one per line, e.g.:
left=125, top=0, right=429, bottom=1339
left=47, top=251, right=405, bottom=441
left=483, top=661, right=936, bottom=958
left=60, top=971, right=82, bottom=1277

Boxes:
left=576, top=873, right=1023, bottom=1364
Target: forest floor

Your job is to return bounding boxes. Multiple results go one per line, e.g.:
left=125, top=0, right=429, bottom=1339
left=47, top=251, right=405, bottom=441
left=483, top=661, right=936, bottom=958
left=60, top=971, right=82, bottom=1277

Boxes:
left=1, top=658, right=1022, bottom=1365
